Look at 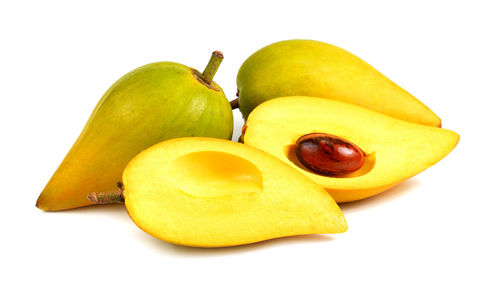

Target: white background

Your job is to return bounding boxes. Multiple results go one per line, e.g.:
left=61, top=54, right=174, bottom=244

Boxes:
left=1, top=1, right=499, bottom=288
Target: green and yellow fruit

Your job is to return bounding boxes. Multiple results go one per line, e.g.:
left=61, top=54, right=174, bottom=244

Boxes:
left=90, top=137, right=347, bottom=247
left=36, top=52, right=233, bottom=211
left=242, top=97, right=459, bottom=202
left=236, top=39, right=441, bottom=127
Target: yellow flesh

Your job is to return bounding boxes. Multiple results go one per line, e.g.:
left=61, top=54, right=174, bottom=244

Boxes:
left=244, top=97, right=459, bottom=203
left=167, top=151, right=263, bottom=198
left=122, top=137, right=347, bottom=247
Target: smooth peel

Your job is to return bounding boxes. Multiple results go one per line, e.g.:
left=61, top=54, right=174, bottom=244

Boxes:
left=36, top=52, right=233, bottom=211
left=236, top=39, right=441, bottom=126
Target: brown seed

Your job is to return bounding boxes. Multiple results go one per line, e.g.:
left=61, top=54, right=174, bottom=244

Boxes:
left=295, top=133, right=365, bottom=176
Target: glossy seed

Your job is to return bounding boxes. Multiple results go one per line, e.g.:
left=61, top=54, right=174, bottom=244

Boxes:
left=295, top=133, right=365, bottom=176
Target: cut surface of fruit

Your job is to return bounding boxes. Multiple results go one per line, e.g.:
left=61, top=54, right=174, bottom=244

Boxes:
left=243, top=97, right=459, bottom=203
left=122, top=137, right=347, bottom=247
left=236, top=39, right=441, bottom=127
left=167, top=151, right=263, bottom=198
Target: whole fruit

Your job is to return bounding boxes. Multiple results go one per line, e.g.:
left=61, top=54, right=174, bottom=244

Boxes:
left=235, top=39, right=441, bottom=127
left=36, top=51, right=233, bottom=211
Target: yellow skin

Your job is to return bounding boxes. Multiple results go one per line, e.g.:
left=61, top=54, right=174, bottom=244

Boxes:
left=122, top=137, right=347, bottom=247
left=243, top=97, right=459, bottom=203
left=237, top=39, right=441, bottom=127
left=36, top=62, right=233, bottom=211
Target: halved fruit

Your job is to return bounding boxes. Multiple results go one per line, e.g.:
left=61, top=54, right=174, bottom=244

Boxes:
left=243, top=97, right=459, bottom=203
left=121, top=137, right=347, bottom=247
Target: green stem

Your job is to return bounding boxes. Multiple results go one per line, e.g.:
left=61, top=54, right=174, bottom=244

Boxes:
left=88, top=190, right=124, bottom=205
left=201, top=51, right=223, bottom=84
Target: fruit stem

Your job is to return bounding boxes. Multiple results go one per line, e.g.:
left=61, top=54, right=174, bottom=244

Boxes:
left=230, top=98, right=239, bottom=109
left=201, top=51, right=223, bottom=84
left=88, top=190, right=124, bottom=205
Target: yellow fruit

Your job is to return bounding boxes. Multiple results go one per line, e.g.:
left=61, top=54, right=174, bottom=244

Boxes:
left=37, top=52, right=233, bottom=211
left=120, top=137, right=347, bottom=247
left=236, top=39, right=441, bottom=127
left=243, top=97, right=459, bottom=202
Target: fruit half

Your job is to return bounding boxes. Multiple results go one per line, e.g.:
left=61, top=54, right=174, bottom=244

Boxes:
left=121, top=137, right=347, bottom=247
left=242, top=97, right=459, bottom=202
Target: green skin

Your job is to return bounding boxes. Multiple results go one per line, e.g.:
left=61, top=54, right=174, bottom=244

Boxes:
left=37, top=60, right=233, bottom=211
left=236, top=39, right=440, bottom=126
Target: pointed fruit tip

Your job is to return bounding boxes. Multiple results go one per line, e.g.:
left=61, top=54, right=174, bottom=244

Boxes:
left=331, top=209, right=349, bottom=233
left=338, top=221, right=348, bottom=233
left=35, top=196, right=48, bottom=211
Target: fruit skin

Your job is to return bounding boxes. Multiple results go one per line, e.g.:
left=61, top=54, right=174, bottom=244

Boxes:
left=122, top=137, right=347, bottom=247
left=236, top=39, right=441, bottom=127
left=36, top=61, right=233, bottom=211
left=243, top=97, right=459, bottom=203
